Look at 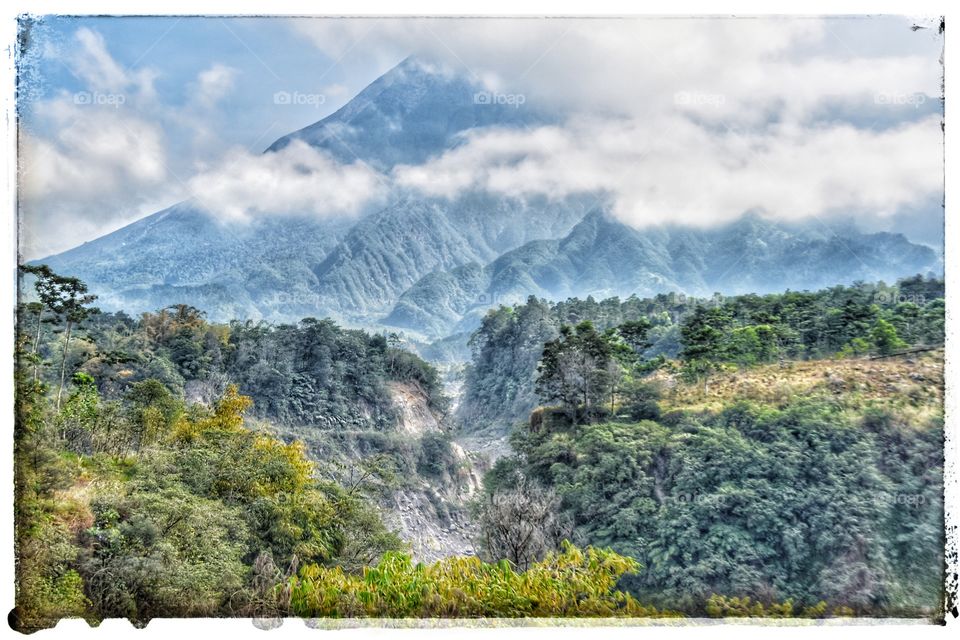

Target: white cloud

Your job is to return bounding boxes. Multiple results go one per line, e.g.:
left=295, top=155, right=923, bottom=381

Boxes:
left=20, top=18, right=944, bottom=258
left=69, top=27, right=158, bottom=98
left=19, top=27, right=246, bottom=258
left=18, top=26, right=184, bottom=259
left=193, top=63, right=239, bottom=108
left=301, top=17, right=942, bottom=230
left=70, top=27, right=130, bottom=91
left=21, top=107, right=167, bottom=200
left=186, top=140, right=386, bottom=223
left=19, top=102, right=177, bottom=259
left=293, top=17, right=941, bottom=123
left=394, top=115, right=943, bottom=228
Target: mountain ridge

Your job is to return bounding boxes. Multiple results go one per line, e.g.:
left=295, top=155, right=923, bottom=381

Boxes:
left=385, top=210, right=940, bottom=338
left=34, top=57, right=942, bottom=340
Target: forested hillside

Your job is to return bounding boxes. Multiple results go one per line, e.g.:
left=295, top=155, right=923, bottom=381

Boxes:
left=13, top=267, right=657, bottom=630
left=485, top=384, right=944, bottom=615
left=467, top=273, right=945, bottom=618
left=460, top=275, right=944, bottom=433
left=34, top=305, right=446, bottom=431
left=13, top=266, right=947, bottom=626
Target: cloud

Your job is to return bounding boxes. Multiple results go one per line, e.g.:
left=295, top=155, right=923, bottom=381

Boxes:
left=394, top=115, right=943, bottom=228
left=288, top=16, right=943, bottom=232
left=193, top=63, right=239, bottom=108
left=20, top=27, right=246, bottom=258
left=293, top=17, right=942, bottom=124
left=298, top=17, right=942, bottom=230
left=69, top=27, right=158, bottom=98
left=18, top=26, right=183, bottom=259
left=186, top=140, right=386, bottom=222
left=21, top=104, right=167, bottom=199
left=70, top=27, right=130, bottom=91
left=20, top=18, right=944, bottom=259
left=19, top=96, right=178, bottom=258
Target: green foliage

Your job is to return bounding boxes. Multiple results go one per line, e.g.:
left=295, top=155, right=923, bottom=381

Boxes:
left=80, top=485, right=249, bottom=623
left=462, top=278, right=944, bottom=432
left=536, top=321, right=620, bottom=423
left=13, top=374, right=404, bottom=629
left=416, top=431, right=457, bottom=479
left=705, top=594, right=830, bottom=618
left=871, top=318, right=907, bottom=356
left=287, top=542, right=675, bottom=618
left=21, top=292, right=448, bottom=435
left=506, top=399, right=944, bottom=616
left=127, top=379, right=183, bottom=450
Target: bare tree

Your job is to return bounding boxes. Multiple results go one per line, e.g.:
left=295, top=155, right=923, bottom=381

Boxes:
left=476, top=476, right=573, bottom=571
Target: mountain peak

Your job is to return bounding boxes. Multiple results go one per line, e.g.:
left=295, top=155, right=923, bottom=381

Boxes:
left=264, top=55, right=554, bottom=170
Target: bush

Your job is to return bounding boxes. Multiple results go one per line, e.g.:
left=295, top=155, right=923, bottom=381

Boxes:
left=286, top=542, right=676, bottom=618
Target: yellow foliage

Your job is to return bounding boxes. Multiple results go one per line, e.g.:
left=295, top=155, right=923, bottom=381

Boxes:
left=251, top=436, right=315, bottom=496
left=705, top=594, right=832, bottom=618
left=286, top=542, right=678, bottom=618
left=172, top=384, right=252, bottom=442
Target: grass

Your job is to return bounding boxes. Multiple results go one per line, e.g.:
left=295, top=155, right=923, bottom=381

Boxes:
left=652, top=350, right=944, bottom=424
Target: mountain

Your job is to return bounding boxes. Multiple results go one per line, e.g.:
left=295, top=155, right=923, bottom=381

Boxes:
left=37, top=58, right=568, bottom=323
left=307, top=194, right=590, bottom=319
left=40, top=203, right=354, bottom=322
left=36, top=57, right=941, bottom=338
left=386, top=211, right=940, bottom=337
left=267, top=57, right=552, bottom=170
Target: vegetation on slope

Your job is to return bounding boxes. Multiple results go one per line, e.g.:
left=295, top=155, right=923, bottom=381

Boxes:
left=287, top=543, right=675, bottom=618
left=486, top=398, right=943, bottom=616
left=471, top=276, right=945, bottom=618
left=13, top=266, right=651, bottom=629
left=460, top=276, right=943, bottom=432
left=14, top=266, right=947, bottom=626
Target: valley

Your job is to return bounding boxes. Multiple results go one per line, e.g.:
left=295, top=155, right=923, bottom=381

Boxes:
left=12, top=18, right=949, bottom=627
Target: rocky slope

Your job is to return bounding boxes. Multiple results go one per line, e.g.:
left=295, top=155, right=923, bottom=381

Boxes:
left=379, top=382, right=489, bottom=562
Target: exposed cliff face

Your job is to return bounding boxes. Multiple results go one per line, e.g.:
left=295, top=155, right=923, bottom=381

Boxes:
left=380, top=381, right=488, bottom=562
left=388, top=381, right=444, bottom=436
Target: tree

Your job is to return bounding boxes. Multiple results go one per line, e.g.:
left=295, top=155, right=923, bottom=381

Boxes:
left=679, top=305, right=734, bottom=394
left=536, top=321, right=618, bottom=422
left=56, top=372, right=100, bottom=453
left=48, top=276, right=98, bottom=411
left=475, top=476, right=573, bottom=571
left=617, top=318, right=652, bottom=354
left=125, top=379, right=183, bottom=451
left=870, top=318, right=907, bottom=356
left=19, top=264, right=60, bottom=381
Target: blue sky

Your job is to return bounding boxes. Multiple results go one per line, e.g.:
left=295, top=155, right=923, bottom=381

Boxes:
left=20, top=17, right=389, bottom=150
left=18, top=16, right=944, bottom=259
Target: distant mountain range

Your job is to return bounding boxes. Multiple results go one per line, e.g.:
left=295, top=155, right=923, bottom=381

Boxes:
left=37, top=57, right=941, bottom=343
left=386, top=210, right=940, bottom=337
